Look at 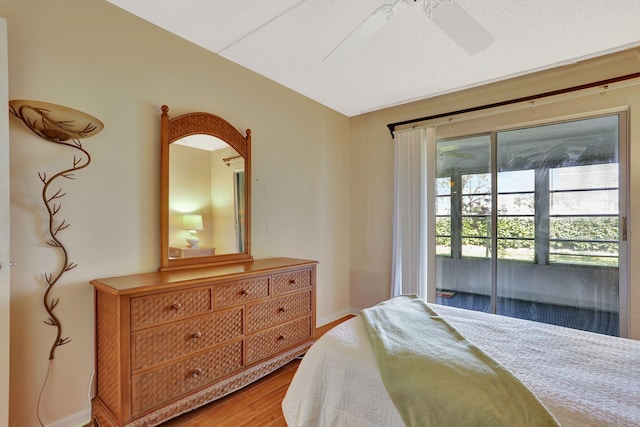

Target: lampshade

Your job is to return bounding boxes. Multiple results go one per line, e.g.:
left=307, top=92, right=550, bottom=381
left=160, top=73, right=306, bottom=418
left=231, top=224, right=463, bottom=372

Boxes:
left=9, top=99, right=104, bottom=143
left=182, top=214, right=203, bottom=231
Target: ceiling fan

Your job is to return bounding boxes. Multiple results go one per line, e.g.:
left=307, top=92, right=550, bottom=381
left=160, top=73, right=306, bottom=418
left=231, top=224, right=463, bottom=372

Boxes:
left=324, top=0, right=495, bottom=61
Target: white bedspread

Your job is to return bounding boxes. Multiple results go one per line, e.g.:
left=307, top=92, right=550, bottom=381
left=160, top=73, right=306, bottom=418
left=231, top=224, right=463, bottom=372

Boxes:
left=282, top=304, right=640, bottom=426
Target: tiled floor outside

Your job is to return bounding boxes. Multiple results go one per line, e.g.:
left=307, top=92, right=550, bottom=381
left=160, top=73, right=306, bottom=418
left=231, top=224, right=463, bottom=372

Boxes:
left=436, top=291, right=619, bottom=336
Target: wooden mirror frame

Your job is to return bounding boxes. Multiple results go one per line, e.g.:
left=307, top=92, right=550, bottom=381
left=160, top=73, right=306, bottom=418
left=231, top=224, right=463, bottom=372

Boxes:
left=159, top=105, right=252, bottom=271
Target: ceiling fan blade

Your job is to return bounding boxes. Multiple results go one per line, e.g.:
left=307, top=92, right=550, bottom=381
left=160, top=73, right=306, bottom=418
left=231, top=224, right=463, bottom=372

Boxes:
left=323, top=3, right=396, bottom=62
left=428, top=0, right=494, bottom=55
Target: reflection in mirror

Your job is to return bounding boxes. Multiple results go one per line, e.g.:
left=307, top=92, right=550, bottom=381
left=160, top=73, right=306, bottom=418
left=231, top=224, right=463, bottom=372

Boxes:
left=168, top=136, right=245, bottom=257
left=160, top=105, right=252, bottom=271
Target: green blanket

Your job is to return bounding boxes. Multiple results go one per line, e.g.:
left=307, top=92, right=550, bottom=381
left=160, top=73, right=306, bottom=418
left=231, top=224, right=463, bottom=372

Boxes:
left=361, top=295, right=560, bottom=427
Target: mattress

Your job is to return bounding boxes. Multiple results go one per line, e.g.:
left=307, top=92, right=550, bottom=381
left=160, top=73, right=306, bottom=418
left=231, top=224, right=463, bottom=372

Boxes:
left=282, top=304, right=640, bottom=426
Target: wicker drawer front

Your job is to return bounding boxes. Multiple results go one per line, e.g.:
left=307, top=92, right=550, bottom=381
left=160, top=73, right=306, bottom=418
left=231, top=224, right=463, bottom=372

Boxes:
left=246, top=292, right=311, bottom=334
left=214, top=277, right=269, bottom=308
left=132, top=308, right=243, bottom=372
left=131, top=288, right=212, bottom=330
left=271, top=269, right=311, bottom=295
left=131, top=340, right=243, bottom=417
left=246, top=317, right=312, bottom=364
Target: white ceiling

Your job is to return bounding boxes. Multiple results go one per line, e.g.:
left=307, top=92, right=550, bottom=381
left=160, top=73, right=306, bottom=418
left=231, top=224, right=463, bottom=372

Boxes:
left=106, top=0, right=640, bottom=117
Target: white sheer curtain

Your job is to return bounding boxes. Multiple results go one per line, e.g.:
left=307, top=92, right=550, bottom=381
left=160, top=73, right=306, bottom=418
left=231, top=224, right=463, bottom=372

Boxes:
left=391, top=127, right=436, bottom=299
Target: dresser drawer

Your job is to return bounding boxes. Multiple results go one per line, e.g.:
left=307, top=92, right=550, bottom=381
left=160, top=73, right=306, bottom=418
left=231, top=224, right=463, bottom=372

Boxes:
left=271, top=269, right=311, bottom=295
left=246, top=316, right=312, bottom=364
left=131, top=308, right=243, bottom=372
left=131, top=340, right=243, bottom=417
left=246, top=291, right=312, bottom=334
left=214, top=277, right=269, bottom=308
left=131, top=287, right=212, bottom=330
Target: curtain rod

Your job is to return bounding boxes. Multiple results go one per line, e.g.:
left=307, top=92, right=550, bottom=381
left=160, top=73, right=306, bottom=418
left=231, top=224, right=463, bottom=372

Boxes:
left=386, top=72, right=640, bottom=138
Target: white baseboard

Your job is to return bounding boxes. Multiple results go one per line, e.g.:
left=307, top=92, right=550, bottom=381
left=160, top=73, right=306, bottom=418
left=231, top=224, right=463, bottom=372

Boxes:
left=47, top=408, right=91, bottom=427
left=316, top=307, right=360, bottom=327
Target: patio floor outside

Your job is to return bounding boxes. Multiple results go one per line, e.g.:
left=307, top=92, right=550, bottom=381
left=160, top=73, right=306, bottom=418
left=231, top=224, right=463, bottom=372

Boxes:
left=436, top=291, right=619, bottom=336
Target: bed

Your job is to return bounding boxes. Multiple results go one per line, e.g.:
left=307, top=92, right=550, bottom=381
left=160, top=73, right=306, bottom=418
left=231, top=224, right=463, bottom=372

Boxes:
left=282, top=297, right=640, bottom=426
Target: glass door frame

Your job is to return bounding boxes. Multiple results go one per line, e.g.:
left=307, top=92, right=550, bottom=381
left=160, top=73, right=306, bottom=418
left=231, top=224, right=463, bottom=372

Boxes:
left=431, top=110, right=630, bottom=337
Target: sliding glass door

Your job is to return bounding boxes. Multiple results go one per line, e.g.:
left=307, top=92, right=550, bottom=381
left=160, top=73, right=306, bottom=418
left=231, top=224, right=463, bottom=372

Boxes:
left=436, top=134, right=493, bottom=312
left=435, top=113, right=626, bottom=336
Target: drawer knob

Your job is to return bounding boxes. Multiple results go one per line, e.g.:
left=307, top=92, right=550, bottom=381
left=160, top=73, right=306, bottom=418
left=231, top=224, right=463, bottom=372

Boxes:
left=193, top=331, right=203, bottom=339
left=278, top=307, right=286, bottom=313
left=171, top=302, right=182, bottom=311
left=239, top=289, right=248, bottom=296
left=191, top=368, right=203, bottom=378
left=278, top=335, right=286, bottom=341
left=289, top=279, right=296, bottom=285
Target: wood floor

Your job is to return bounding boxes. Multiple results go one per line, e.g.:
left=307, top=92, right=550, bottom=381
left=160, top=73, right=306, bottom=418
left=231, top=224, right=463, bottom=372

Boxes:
left=158, top=315, right=354, bottom=427
left=159, top=359, right=300, bottom=427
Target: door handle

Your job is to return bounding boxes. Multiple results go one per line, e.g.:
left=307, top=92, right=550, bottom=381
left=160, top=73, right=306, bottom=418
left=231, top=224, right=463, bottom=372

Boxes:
left=0, top=261, right=11, bottom=269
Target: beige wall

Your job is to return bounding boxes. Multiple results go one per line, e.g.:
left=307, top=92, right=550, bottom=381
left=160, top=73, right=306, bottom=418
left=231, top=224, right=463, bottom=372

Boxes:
left=2, top=0, right=351, bottom=425
left=0, top=16, right=9, bottom=427
left=350, top=48, right=640, bottom=339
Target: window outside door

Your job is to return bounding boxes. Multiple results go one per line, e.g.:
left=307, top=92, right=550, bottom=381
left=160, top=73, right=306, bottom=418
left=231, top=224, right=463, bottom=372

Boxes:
left=435, top=113, right=626, bottom=337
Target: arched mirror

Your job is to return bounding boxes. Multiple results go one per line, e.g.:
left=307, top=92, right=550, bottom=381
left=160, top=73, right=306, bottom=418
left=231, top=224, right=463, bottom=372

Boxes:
left=160, top=105, right=252, bottom=271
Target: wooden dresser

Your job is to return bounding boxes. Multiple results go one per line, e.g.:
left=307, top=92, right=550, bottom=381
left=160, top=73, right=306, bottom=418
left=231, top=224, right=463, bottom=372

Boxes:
left=90, top=257, right=317, bottom=427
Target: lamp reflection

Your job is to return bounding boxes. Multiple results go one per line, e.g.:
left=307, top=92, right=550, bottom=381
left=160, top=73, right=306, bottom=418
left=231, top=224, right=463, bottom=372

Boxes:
left=182, top=214, right=203, bottom=248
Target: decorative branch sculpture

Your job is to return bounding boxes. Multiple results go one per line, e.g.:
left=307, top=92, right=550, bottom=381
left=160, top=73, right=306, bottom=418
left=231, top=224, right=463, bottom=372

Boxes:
left=39, top=146, right=90, bottom=359
left=9, top=100, right=103, bottom=360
